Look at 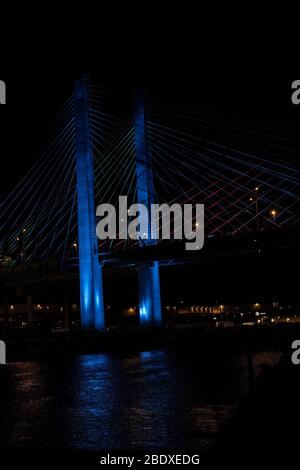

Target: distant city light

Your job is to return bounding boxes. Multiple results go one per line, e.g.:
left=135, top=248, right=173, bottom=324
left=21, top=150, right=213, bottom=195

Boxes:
left=271, top=209, right=278, bottom=219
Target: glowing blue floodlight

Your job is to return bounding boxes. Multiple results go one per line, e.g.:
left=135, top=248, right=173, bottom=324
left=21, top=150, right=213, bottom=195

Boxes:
left=74, top=77, right=105, bottom=330
left=133, top=87, right=162, bottom=326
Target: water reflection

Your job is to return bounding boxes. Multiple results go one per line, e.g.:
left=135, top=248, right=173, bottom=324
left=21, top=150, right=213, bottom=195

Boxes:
left=0, top=350, right=280, bottom=450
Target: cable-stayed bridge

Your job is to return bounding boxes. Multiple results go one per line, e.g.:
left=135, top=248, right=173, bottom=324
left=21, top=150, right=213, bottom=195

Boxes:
left=0, top=77, right=299, bottom=329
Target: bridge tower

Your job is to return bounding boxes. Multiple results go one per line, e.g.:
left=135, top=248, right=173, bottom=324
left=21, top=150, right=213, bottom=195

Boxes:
left=74, top=77, right=105, bottom=330
left=133, top=87, right=162, bottom=327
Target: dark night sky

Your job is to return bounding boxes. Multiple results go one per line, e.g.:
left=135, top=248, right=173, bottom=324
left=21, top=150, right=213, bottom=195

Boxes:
left=0, top=54, right=297, bottom=195
left=1, top=35, right=298, bottom=208
left=0, top=25, right=298, bottom=304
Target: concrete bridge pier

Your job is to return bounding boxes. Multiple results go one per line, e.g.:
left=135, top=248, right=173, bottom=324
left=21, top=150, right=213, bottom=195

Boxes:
left=74, top=76, right=105, bottom=330
left=133, top=87, right=162, bottom=327
left=138, top=261, right=162, bottom=327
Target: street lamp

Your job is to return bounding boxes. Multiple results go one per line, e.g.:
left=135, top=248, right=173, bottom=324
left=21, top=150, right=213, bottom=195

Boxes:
left=271, top=209, right=277, bottom=222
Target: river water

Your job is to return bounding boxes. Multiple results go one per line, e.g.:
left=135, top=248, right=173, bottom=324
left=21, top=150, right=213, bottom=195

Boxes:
left=0, top=350, right=280, bottom=450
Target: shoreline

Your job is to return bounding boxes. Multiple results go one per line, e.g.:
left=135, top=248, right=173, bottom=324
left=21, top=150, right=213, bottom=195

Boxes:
left=2, top=323, right=299, bottom=362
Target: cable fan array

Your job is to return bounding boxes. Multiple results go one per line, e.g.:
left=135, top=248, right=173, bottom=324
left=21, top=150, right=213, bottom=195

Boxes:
left=147, top=96, right=299, bottom=237
left=0, top=82, right=299, bottom=271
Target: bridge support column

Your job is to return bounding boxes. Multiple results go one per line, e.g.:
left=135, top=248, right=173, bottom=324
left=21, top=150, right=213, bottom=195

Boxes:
left=74, top=77, right=105, bottom=330
left=138, top=261, right=162, bottom=326
left=133, top=87, right=162, bottom=327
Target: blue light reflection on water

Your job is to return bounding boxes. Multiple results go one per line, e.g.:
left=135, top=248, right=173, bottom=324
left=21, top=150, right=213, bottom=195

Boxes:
left=0, top=350, right=280, bottom=450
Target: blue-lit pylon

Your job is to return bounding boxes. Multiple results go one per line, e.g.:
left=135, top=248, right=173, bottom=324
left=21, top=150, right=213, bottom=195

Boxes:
left=74, top=77, right=105, bottom=330
left=133, top=87, right=162, bottom=327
